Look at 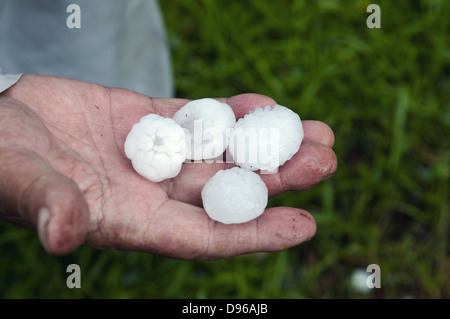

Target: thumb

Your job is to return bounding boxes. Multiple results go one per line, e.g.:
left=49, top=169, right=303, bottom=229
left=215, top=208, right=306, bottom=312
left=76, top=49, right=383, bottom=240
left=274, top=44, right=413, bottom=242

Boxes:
left=0, top=147, right=89, bottom=255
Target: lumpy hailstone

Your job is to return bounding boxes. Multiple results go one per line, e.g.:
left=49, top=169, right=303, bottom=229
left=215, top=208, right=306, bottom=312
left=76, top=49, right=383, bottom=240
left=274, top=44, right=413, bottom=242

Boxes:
left=229, top=104, right=304, bottom=172
left=173, top=98, right=236, bottom=160
left=201, top=167, right=268, bottom=224
left=124, top=114, right=186, bottom=182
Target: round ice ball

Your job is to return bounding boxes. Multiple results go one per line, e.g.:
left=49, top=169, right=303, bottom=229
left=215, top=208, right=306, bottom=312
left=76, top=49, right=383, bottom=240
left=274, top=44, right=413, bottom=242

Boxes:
left=201, top=167, right=268, bottom=224
left=173, top=98, right=236, bottom=160
left=124, top=114, right=186, bottom=182
left=229, top=104, right=304, bottom=172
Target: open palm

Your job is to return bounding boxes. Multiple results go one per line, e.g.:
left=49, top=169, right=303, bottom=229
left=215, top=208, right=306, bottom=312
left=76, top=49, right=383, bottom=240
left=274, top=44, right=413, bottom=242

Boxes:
left=0, top=74, right=337, bottom=259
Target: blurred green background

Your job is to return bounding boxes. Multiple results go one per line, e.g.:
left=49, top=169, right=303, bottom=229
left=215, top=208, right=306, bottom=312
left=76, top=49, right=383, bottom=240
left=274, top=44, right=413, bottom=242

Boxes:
left=1, top=0, right=449, bottom=298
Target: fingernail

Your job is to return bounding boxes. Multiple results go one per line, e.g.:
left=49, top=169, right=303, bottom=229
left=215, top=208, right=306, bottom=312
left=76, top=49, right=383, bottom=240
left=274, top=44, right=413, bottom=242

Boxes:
left=37, top=207, right=50, bottom=251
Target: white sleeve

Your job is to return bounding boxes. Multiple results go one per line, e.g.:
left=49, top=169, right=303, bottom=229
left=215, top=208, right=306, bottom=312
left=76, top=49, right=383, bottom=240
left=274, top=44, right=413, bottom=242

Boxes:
left=0, top=67, right=22, bottom=93
left=0, top=0, right=172, bottom=98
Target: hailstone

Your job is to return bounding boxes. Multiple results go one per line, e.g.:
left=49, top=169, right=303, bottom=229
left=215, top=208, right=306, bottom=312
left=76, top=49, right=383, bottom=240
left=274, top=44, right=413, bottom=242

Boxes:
left=229, top=104, right=304, bottom=172
left=173, top=98, right=236, bottom=160
left=124, top=114, right=186, bottom=182
left=201, top=167, right=268, bottom=224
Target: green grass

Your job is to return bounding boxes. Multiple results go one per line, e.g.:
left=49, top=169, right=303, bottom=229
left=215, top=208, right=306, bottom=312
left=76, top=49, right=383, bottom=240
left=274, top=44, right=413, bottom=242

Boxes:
left=1, top=0, right=449, bottom=298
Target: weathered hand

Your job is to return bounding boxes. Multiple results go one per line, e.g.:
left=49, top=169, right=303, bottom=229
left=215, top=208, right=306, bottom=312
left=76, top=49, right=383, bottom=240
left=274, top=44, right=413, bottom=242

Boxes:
left=0, top=74, right=336, bottom=259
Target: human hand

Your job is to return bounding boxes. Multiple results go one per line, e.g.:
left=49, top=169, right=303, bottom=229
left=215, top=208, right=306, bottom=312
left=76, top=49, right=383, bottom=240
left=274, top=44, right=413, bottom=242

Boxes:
left=0, top=74, right=337, bottom=259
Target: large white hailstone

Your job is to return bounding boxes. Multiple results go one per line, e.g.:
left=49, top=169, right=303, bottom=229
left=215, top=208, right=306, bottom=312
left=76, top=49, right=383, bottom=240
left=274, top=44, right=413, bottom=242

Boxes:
left=201, top=167, right=268, bottom=224
left=124, top=114, right=186, bottom=182
left=229, top=105, right=304, bottom=172
left=173, top=98, right=236, bottom=160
